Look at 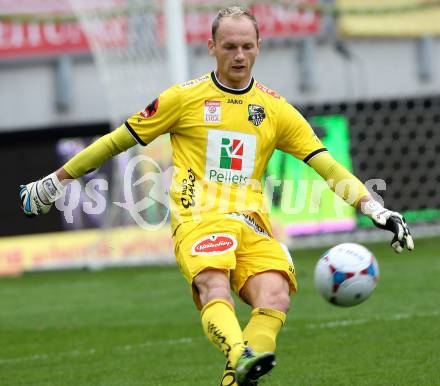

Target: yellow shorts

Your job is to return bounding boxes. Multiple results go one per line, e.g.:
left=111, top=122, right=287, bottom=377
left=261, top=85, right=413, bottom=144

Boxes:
left=173, top=212, right=297, bottom=309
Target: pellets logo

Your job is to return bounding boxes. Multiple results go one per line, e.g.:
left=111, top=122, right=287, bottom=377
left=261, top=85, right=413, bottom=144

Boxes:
left=205, top=130, right=256, bottom=185
left=192, top=234, right=237, bottom=255
left=220, top=138, right=243, bottom=171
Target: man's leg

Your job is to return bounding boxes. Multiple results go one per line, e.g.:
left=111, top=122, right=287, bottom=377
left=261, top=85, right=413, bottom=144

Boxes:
left=219, top=271, right=289, bottom=385
left=195, top=269, right=246, bottom=368
left=241, top=270, right=289, bottom=353
left=197, top=269, right=275, bottom=386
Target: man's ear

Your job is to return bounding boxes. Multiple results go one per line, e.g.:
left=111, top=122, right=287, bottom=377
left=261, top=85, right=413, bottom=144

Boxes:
left=256, top=38, right=262, bottom=54
left=208, top=38, right=215, bottom=56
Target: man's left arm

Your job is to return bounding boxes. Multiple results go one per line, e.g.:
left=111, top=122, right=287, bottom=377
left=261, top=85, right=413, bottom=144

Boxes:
left=275, top=100, right=414, bottom=253
left=308, top=152, right=414, bottom=253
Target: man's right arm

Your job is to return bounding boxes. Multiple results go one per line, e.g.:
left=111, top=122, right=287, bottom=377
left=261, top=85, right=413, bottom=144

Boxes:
left=20, top=83, right=183, bottom=217
left=19, top=125, right=136, bottom=217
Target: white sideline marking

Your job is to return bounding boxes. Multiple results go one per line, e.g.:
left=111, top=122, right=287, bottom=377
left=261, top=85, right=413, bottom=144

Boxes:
left=0, top=337, right=195, bottom=366
left=306, top=310, right=440, bottom=330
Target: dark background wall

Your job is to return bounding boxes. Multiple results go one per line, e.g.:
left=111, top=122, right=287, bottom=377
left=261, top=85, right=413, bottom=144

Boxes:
left=0, top=123, right=109, bottom=236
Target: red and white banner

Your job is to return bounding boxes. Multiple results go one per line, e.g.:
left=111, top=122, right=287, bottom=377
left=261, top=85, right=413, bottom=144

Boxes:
left=0, top=0, right=126, bottom=59
left=184, top=1, right=320, bottom=43
left=0, top=0, right=320, bottom=59
left=0, top=22, right=90, bottom=58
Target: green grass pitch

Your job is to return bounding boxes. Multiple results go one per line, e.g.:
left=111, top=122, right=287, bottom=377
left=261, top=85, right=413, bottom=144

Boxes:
left=1, top=237, right=439, bottom=385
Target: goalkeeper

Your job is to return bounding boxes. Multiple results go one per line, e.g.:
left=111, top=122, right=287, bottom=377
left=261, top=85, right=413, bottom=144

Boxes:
left=19, top=6, right=414, bottom=386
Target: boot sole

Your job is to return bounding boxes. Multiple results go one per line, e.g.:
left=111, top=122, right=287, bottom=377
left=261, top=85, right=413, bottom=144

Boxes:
left=240, top=353, right=276, bottom=385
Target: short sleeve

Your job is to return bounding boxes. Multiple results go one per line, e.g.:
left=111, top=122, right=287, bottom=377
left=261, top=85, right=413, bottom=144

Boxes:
left=124, top=84, right=182, bottom=146
left=276, top=99, right=327, bottom=162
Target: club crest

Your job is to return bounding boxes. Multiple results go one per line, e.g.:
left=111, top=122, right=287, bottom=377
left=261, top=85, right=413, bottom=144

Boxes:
left=248, top=104, right=266, bottom=126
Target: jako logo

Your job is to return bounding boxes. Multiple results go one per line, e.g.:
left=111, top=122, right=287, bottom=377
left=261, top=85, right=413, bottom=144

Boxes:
left=192, top=234, right=237, bottom=255
left=220, top=138, right=244, bottom=171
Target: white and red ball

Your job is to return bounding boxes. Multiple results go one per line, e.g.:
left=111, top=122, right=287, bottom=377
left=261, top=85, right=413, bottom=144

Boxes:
left=314, top=243, right=379, bottom=307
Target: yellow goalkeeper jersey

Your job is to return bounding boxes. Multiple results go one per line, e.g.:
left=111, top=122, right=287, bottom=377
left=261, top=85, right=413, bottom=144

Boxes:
left=124, top=72, right=326, bottom=234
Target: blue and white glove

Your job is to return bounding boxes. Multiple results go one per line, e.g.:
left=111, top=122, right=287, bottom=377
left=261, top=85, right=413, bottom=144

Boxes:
left=363, top=201, right=414, bottom=253
left=19, top=173, right=65, bottom=217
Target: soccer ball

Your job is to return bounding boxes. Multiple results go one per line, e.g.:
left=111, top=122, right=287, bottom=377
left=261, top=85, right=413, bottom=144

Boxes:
left=314, top=243, right=379, bottom=307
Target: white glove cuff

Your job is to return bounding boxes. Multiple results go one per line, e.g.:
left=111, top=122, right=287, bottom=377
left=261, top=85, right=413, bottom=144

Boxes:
left=361, top=200, right=385, bottom=217
left=39, top=172, right=65, bottom=203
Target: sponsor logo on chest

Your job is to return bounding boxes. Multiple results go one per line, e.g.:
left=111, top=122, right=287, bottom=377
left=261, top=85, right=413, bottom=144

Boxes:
left=192, top=234, right=237, bottom=255
left=205, top=130, right=256, bottom=185
left=204, top=100, right=221, bottom=123
left=181, top=168, right=196, bottom=209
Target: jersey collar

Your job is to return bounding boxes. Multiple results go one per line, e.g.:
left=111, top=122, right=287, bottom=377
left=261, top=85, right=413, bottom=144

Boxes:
left=211, top=71, right=254, bottom=95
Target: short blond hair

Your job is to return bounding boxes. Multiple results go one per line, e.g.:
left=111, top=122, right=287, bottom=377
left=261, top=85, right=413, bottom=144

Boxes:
left=211, top=6, right=259, bottom=41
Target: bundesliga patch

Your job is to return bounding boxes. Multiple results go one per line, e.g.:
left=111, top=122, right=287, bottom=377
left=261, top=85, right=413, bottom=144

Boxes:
left=248, top=104, right=266, bottom=126
left=191, top=234, right=237, bottom=255
left=204, top=100, right=221, bottom=123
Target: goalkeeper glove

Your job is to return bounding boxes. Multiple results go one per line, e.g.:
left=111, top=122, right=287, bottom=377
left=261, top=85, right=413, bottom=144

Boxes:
left=362, top=201, right=414, bottom=253
left=19, top=173, right=65, bottom=217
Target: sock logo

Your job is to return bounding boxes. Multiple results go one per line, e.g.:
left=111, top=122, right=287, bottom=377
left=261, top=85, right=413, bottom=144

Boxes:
left=220, top=360, right=236, bottom=386
left=207, top=321, right=231, bottom=357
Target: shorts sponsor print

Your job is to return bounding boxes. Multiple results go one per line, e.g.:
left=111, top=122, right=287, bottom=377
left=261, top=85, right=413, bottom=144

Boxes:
left=174, top=214, right=297, bottom=307
left=225, top=212, right=270, bottom=238
left=191, top=233, right=237, bottom=255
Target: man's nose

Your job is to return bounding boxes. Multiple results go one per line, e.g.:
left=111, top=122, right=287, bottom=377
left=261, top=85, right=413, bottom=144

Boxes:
left=235, top=48, right=245, bottom=61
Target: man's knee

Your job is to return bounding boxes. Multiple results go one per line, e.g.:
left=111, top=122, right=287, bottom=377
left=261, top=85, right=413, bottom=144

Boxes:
left=194, top=269, right=234, bottom=307
left=265, top=287, right=290, bottom=313
left=241, top=271, right=291, bottom=313
left=253, top=283, right=290, bottom=313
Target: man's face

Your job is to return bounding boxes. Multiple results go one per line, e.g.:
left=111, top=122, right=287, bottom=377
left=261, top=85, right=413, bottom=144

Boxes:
left=208, top=17, right=261, bottom=89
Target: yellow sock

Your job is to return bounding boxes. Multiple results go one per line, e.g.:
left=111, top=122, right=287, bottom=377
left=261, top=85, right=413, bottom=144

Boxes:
left=218, top=308, right=286, bottom=386
left=243, top=307, right=286, bottom=353
left=219, top=360, right=236, bottom=386
left=201, top=299, right=245, bottom=367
